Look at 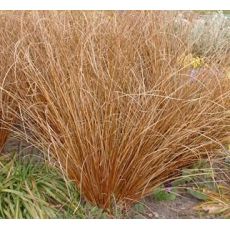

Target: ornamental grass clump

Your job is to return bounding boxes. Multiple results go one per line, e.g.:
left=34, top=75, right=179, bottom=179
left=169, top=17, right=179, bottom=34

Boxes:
left=2, top=11, right=230, bottom=210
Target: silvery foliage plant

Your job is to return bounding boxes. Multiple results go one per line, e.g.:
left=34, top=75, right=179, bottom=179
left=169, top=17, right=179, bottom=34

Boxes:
left=174, top=12, right=230, bottom=57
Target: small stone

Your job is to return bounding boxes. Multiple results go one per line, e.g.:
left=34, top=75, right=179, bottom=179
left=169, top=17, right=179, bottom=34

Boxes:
left=148, top=212, right=159, bottom=218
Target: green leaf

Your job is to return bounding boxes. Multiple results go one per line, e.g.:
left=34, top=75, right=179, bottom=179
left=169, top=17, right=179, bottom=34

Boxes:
left=172, top=176, right=192, bottom=186
left=187, top=188, right=208, bottom=200
left=133, top=203, right=146, bottom=213
left=153, top=187, right=177, bottom=201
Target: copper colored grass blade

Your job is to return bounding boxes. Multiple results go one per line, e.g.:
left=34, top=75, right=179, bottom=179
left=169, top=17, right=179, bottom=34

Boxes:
left=0, top=129, right=9, bottom=152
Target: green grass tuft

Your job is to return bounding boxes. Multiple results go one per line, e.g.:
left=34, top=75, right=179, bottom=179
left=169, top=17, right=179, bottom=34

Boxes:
left=0, top=154, right=85, bottom=218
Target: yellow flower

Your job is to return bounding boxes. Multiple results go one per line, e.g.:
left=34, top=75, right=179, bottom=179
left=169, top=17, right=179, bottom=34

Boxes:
left=191, top=57, right=205, bottom=69
left=180, top=53, right=205, bottom=69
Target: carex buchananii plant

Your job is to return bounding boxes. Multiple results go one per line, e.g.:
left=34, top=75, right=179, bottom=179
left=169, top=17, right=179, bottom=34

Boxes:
left=1, top=11, right=230, bottom=210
